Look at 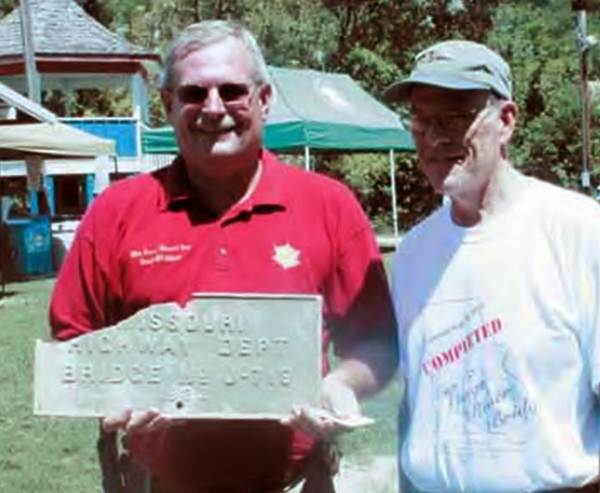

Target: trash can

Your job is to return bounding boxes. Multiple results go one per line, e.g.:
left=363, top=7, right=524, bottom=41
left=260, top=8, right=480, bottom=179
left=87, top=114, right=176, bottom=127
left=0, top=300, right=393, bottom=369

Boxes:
left=5, top=216, right=53, bottom=277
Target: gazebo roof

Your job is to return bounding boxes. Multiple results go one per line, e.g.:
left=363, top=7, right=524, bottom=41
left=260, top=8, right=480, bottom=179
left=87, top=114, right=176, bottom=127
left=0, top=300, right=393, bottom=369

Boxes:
left=0, top=0, right=158, bottom=61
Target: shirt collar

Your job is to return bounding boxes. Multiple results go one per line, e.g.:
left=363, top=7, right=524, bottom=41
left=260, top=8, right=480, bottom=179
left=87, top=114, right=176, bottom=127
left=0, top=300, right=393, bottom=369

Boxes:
left=159, top=149, right=289, bottom=214
left=240, top=149, right=288, bottom=210
left=160, top=155, right=196, bottom=210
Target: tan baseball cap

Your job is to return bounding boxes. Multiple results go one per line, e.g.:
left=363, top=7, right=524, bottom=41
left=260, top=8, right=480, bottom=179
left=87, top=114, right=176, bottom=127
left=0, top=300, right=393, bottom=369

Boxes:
left=383, top=40, right=512, bottom=102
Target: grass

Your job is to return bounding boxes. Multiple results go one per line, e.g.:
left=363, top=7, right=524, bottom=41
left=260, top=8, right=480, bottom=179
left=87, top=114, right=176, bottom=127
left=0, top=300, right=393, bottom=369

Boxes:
left=0, top=278, right=101, bottom=493
left=339, top=380, right=401, bottom=460
left=0, top=268, right=400, bottom=492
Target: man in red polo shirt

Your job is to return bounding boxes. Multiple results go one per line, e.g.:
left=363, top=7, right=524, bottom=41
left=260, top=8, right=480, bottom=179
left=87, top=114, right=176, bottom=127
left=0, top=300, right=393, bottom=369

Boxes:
left=49, top=20, right=397, bottom=493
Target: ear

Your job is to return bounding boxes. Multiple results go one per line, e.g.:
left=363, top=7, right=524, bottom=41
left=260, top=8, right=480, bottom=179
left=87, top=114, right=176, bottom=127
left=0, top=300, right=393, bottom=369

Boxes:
left=257, top=83, right=272, bottom=122
left=498, top=100, right=518, bottom=145
left=160, top=89, right=174, bottom=122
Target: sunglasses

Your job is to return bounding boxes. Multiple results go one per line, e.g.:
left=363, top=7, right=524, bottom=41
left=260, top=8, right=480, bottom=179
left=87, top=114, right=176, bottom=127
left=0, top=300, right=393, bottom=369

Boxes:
left=175, top=83, right=258, bottom=108
left=410, top=98, right=496, bottom=135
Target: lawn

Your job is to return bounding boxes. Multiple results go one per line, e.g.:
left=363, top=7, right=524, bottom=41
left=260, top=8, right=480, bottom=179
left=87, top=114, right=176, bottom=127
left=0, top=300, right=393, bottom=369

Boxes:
left=0, top=273, right=401, bottom=492
left=0, top=278, right=101, bottom=492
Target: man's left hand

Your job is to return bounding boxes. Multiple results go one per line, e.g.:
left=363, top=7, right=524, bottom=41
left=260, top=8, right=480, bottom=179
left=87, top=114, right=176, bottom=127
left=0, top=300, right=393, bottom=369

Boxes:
left=285, top=373, right=373, bottom=439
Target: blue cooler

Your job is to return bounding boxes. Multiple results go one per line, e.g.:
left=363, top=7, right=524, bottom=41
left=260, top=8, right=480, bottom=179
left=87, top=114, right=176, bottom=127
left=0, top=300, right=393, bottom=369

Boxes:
left=5, top=216, right=53, bottom=276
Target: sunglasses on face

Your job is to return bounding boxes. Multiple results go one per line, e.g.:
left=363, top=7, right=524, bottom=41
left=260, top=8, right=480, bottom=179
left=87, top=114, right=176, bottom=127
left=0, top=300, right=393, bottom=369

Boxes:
left=175, top=83, right=257, bottom=107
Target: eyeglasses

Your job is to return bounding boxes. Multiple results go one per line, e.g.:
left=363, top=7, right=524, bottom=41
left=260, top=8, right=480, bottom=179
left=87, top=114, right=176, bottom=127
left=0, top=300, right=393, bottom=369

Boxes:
left=175, top=83, right=258, bottom=109
left=409, top=99, right=496, bottom=135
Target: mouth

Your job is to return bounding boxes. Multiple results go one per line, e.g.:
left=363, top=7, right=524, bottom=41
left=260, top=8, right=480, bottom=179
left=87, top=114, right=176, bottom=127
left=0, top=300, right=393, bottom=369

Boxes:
left=191, top=115, right=238, bottom=136
left=192, top=124, right=237, bottom=136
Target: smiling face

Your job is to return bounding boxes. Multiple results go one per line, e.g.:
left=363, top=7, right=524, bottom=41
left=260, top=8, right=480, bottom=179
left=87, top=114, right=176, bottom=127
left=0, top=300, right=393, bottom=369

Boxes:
left=161, top=36, right=271, bottom=180
left=409, top=86, right=515, bottom=203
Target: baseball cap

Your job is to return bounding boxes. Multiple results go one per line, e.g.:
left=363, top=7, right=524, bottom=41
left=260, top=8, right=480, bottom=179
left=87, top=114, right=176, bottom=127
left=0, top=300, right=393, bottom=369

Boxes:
left=383, top=40, right=512, bottom=102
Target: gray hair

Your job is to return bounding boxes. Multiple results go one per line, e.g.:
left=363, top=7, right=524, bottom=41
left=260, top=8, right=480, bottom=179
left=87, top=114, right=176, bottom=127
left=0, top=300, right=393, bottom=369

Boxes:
left=160, top=20, right=270, bottom=91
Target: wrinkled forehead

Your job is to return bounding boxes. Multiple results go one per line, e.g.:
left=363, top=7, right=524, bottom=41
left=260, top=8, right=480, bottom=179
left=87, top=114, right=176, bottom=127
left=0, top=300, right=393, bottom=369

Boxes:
left=409, top=85, right=491, bottom=112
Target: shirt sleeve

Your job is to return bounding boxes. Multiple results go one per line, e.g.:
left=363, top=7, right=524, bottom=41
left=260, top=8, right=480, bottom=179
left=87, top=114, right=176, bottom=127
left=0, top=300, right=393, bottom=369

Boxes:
left=49, top=194, right=121, bottom=340
left=322, top=183, right=398, bottom=361
left=574, top=202, right=600, bottom=394
left=391, top=245, right=409, bottom=378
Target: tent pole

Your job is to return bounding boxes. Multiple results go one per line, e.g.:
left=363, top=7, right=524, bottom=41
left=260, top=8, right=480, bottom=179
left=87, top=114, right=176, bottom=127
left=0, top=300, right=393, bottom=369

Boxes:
left=389, top=149, right=399, bottom=238
left=304, top=146, right=311, bottom=171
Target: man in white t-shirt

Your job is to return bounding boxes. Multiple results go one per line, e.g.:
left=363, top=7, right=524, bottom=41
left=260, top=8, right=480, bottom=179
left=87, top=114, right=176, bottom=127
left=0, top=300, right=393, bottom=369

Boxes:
left=384, top=40, right=600, bottom=493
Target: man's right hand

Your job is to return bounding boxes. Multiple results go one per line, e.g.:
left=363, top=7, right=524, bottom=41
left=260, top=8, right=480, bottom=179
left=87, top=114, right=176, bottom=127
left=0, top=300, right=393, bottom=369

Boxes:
left=102, top=408, right=171, bottom=435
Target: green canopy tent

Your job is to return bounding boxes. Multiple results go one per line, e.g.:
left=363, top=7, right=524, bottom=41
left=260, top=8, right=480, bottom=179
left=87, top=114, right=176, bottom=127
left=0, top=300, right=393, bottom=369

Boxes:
left=143, top=66, right=414, bottom=237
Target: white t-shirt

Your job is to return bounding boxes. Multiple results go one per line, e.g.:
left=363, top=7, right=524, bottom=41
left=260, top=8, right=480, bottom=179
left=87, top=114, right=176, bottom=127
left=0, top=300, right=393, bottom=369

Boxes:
left=392, top=177, right=600, bottom=493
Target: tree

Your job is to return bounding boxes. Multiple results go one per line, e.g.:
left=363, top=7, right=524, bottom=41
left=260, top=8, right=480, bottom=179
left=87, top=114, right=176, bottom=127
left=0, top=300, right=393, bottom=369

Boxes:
left=488, top=0, right=600, bottom=191
left=0, top=0, right=15, bottom=16
left=315, top=0, right=503, bottom=231
left=242, top=0, right=339, bottom=70
left=12, top=0, right=597, bottom=230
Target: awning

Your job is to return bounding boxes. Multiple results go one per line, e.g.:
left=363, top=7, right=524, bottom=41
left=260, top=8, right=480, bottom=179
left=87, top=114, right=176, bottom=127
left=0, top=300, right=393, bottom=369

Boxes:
left=0, top=121, right=115, bottom=159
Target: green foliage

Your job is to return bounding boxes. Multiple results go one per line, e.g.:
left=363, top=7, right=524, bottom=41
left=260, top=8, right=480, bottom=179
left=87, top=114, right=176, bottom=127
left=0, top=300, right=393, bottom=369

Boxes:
left=322, top=0, right=600, bottom=226
left=344, top=46, right=401, bottom=94
left=316, top=0, right=503, bottom=231
left=488, top=0, right=600, bottom=190
left=0, top=0, right=14, bottom=16
left=325, top=0, right=501, bottom=80
left=11, top=0, right=600, bottom=228
left=318, top=152, right=439, bottom=234
left=320, top=153, right=397, bottom=233
left=242, top=0, right=339, bottom=69
left=42, top=87, right=134, bottom=117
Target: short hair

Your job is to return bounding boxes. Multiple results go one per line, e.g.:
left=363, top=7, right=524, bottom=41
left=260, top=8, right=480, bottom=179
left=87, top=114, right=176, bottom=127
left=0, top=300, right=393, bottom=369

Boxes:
left=160, top=20, right=270, bottom=91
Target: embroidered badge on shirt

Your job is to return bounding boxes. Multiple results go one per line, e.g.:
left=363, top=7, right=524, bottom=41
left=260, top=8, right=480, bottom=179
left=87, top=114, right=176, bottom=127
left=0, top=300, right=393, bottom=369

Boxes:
left=272, top=243, right=301, bottom=270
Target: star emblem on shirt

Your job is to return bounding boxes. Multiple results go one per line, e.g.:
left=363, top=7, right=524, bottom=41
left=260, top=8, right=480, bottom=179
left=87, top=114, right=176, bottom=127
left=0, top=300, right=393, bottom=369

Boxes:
left=272, top=243, right=301, bottom=270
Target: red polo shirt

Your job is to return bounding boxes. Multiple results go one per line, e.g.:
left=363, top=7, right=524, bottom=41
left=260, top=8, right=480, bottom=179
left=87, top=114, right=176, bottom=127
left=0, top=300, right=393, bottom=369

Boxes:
left=50, top=150, right=395, bottom=492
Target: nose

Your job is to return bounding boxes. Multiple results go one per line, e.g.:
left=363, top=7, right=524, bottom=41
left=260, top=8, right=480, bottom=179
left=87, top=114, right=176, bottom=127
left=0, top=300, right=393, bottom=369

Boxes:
left=202, top=87, right=226, bottom=116
left=421, top=120, right=451, bottom=146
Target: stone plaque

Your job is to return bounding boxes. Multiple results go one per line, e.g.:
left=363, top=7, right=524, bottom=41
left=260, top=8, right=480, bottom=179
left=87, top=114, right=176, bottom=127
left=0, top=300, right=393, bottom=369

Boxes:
left=34, top=293, right=322, bottom=419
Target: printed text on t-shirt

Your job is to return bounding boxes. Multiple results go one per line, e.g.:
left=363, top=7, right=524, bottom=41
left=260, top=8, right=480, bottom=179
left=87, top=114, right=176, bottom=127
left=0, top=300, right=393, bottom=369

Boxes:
left=422, top=318, right=503, bottom=375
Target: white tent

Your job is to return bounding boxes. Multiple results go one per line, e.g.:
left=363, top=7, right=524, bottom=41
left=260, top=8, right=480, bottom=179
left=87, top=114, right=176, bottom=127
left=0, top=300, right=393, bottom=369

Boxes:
left=0, top=121, right=114, bottom=159
left=0, top=80, right=114, bottom=159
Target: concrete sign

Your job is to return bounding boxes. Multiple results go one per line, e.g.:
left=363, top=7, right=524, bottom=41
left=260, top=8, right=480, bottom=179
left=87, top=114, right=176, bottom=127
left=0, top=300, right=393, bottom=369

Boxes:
left=34, top=293, right=322, bottom=419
